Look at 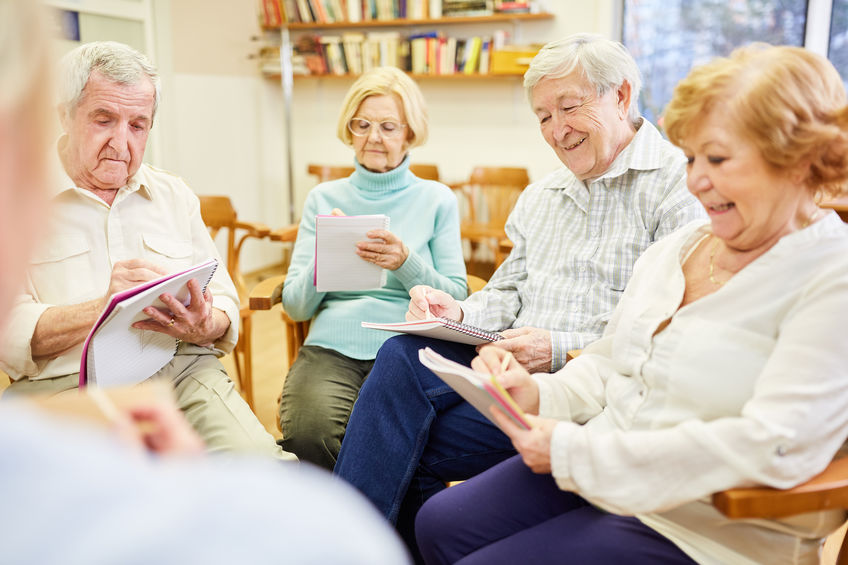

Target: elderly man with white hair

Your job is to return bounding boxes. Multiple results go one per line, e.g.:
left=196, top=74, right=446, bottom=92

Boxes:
left=334, top=33, right=706, bottom=560
left=0, top=40, right=293, bottom=461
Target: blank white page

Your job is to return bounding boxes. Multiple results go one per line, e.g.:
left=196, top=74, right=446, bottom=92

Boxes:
left=315, top=214, right=389, bottom=292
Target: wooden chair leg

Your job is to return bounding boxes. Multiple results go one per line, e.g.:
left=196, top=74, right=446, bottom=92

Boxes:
left=241, top=314, right=254, bottom=409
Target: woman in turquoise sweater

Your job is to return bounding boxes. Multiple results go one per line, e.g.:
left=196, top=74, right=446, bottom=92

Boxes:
left=280, top=67, right=468, bottom=469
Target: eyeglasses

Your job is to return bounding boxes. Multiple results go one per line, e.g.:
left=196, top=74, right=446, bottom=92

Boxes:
left=348, top=118, right=407, bottom=138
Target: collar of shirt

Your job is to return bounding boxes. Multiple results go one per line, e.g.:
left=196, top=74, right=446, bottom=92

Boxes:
left=51, top=136, right=153, bottom=203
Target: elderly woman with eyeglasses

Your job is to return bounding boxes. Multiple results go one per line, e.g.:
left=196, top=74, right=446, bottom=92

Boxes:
left=279, top=66, right=467, bottom=470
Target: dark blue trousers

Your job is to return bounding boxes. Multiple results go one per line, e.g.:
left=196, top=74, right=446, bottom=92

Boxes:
left=334, top=335, right=517, bottom=561
left=416, top=455, right=697, bottom=565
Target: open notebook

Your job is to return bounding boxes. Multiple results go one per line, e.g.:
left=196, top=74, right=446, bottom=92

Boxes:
left=314, top=214, right=389, bottom=292
left=362, top=317, right=503, bottom=345
left=79, top=258, right=218, bottom=388
left=418, top=347, right=531, bottom=431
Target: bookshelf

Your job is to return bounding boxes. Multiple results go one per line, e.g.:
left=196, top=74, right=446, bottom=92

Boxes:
left=257, top=13, right=555, bottom=80
left=255, top=2, right=554, bottom=222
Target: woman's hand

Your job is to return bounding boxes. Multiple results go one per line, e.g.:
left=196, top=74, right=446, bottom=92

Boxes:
left=407, top=285, right=462, bottom=321
left=472, top=345, right=540, bottom=414
left=356, top=229, right=408, bottom=270
left=491, top=409, right=557, bottom=474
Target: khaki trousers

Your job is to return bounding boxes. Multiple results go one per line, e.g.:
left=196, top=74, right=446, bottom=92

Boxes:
left=5, top=343, right=296, bottom=462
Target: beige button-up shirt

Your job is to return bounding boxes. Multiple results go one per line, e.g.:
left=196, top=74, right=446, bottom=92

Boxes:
left=0, top=159, right=239, bottom=381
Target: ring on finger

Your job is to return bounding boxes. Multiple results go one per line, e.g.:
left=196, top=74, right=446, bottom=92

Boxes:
left=168, top=317, right=175, bottom=327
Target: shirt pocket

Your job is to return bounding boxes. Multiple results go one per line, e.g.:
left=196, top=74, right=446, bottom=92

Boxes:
left=29, top=235, right=95, bottom=304
left=141, top=232, right=193, bottom=274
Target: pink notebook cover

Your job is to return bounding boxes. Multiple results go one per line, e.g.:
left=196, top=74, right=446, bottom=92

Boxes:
left=79, top=258, right=217, bottom=387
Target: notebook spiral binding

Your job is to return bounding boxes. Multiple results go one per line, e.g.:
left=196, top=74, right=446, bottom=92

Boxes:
left=437, top=317, right=503, bottom=342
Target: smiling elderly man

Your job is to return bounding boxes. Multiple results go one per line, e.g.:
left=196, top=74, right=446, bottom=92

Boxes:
left=0, top=41, right=293, bottom=460
left=333, top=33, right=706, bottom=559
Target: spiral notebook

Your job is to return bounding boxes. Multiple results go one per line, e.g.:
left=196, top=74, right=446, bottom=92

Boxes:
left=361, top=317, right=503, bottom=345
left=79, top=258, right=218, bottom=388
left=418, top=347, right=531, bottom=431
left=314, top=214, right=389, bottom=292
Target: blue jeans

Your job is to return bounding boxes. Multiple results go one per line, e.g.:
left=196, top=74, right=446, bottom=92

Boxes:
left=416, top=455, right=697, bottom=565
left=334, top=335, right=516, bottom=557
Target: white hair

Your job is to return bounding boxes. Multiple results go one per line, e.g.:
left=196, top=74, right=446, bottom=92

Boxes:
left=58, top=41, right=161, bottom=118
left=524, top=33, right=642, bottom=125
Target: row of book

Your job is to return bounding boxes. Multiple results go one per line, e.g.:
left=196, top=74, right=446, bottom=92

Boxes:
left=273, top=29, right=512, bottom=76
left=258, top=0, right=535, bottom=26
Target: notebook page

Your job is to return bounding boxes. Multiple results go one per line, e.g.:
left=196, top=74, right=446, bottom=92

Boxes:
left=315, top=214, right=389, bottom=292
left=81, top=259, right=217, bottom=388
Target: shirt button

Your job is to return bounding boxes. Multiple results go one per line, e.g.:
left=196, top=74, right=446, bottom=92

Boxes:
left=776, top=445, right=787, bottom=456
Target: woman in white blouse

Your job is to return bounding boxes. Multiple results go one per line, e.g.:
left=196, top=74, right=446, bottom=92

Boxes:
left=414, top=44, right=848, bottom=565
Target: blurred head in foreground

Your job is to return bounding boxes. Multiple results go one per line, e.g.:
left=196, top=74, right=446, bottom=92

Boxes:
left=0, top=0, right=52, bottom=327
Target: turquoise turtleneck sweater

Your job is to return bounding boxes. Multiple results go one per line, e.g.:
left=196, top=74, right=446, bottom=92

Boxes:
left=282, top=156, right=468, bottom=360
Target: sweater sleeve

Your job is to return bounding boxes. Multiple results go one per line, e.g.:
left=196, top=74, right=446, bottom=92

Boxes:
left=281, top=194, right=326, bottom=322
left=391, top=185, right=467, bottom=300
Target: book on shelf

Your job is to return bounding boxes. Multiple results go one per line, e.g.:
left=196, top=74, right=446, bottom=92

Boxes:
left=418, top=347, right=531, bottom=431
left=80, top=259, right=218, bottom=388
left=259, top=0, right=285, bottom=27
left=442, top=0, right=493, bottom=17
left=361, top=316, right=503, bottom=345
left=314, top=214, right=389, bottom=292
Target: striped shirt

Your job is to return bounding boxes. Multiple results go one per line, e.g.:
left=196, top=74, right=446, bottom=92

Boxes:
left=460, top=119, right=705, bottom=371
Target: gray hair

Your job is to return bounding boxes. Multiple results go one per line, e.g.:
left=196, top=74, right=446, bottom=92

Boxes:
left=59, top=41, right=161, bottom=118
left=524, top=34, right=642, bottom=124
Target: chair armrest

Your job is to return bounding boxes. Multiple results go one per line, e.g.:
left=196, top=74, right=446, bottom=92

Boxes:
left=713, top=457, right=848, bottom=519
left=249, top=275, right=285, bottom=311
left=235, top=220, right=271, bottom=238
left=267, top=224, right=299, bottom=243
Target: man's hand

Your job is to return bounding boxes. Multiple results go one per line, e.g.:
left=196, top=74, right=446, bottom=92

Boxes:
left=481, top=326, right=552, bottom=373
left=132, top=278, right=230, bottom=346
left=406, top=285, right=462, bottom=321
left=356, top=229, right=408, bottom=271
left=103, top=259, right=168, bottom=309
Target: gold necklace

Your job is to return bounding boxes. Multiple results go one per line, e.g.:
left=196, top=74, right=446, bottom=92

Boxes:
left=802, top=208, right=823, bottom=228
left=708, top=236, right=725, bottom=286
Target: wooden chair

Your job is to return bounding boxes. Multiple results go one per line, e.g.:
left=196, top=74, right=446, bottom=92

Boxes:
left=306, top=163, right=441, bottom=184
left=566, top=347, right=848, bottom=562
left=409, top=163, right=441, bottom=181
left=198, top=195, right=295, bottom=409
left=453, top=166, right=529, bottom=273
left=249, top=271, right=488, bottom=368
left=822, top=195, right=848, bottom=223
left=306, top=164, right=354, bottom=183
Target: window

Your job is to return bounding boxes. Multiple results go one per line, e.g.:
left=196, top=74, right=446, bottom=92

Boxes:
left=622, top=0, right=808, bottom=124
left=830, top=0, right=848, bottom=88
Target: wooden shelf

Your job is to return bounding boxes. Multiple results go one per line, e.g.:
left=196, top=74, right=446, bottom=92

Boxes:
left=264, top=12, right=553, bottom=31
left=264, top=72, right=525, bottom=80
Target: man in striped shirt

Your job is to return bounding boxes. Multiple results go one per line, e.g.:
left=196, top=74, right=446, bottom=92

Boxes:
left=334, top=33, right=706, bottom=558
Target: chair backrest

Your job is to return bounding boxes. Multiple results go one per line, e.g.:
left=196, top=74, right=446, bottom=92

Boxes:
left=410, top=163, right=440, bottom=181
left=199, top=195, right=239, bottom=280
left=307, top=164, right=355, bottom=184
left=461, top=166, right=530, bottom=229
left=308, top=163, right=441, bottom=183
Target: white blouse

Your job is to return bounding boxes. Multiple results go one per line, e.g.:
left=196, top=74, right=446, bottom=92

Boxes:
left=535, top=213, right=848, bottom=564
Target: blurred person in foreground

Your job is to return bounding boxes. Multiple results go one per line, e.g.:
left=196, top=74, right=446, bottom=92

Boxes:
left=416, top=44, right=848, bottom=565
left=0, top=2, right=410, bottom=563
left=334, top=33, right=705, bottom=559
left=279, top=66, right=466, bottom=470
left=0, top=38, right=293, bottom=460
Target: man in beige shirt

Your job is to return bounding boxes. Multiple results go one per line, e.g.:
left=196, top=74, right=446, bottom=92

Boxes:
left=0, top=40, right=292, bottom=460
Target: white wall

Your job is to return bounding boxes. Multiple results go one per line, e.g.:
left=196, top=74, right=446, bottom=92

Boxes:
left=153, top=0, right=616, bottom=272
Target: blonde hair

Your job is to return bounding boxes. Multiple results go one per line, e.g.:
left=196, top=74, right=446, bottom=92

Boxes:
left=337, top=67, right=428, bottom=149
left=664, top=44, right=848, bottom=198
